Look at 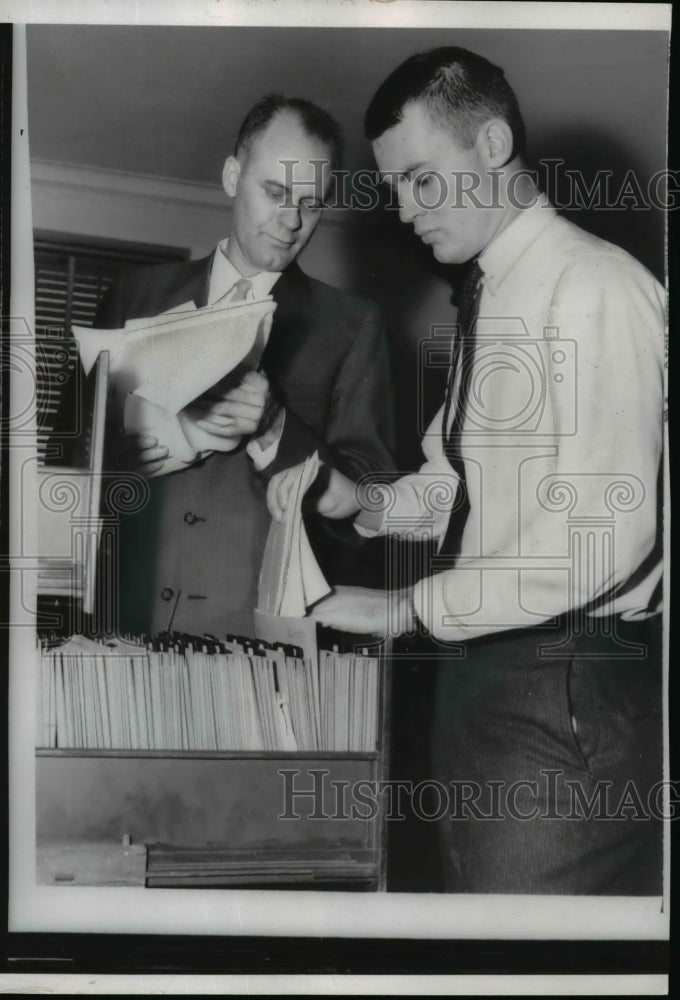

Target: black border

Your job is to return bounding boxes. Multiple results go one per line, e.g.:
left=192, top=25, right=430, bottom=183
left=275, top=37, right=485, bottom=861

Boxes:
left=1, top=935, right=671, bottom=976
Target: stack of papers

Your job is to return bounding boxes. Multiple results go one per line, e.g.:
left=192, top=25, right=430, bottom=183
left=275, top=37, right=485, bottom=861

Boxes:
left=74, top=296, right=276, bottom=476
left=257, top=452, right=332, bottom=619
left=37, top=634, right=380, bottom=753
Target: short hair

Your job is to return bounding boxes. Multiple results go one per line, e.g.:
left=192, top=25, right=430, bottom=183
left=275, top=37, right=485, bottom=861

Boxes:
left=235, top=94, right=343, bottom=170
left=364, top=47, right=526, bottom=159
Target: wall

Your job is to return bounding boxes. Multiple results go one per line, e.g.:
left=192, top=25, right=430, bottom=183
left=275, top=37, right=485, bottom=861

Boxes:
left=31, top=159, right=355, bottom=283
left=29, top=25, right=669, bottom=470
left=30, top=158, right=455, bottom=466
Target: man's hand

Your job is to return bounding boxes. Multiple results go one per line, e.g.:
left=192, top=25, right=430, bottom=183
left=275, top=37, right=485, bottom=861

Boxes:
left=112, top=433, right=169, bottom=477
left=188, top=370, right=275, bottom=440
left=268, top=463, right=360, bottom=522
left=179, top=370, right=281, bottom=453
left=308, top=585, right=415, bottom=637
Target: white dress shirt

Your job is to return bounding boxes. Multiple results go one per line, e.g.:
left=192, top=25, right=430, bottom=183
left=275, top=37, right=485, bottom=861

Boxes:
left=208, top=237, right=281, bottom=305
left=207, top=239, right=284, bottom=470
left=152, top=241, right=283, bottom=475
left=359, top=196, right=665, bottom=641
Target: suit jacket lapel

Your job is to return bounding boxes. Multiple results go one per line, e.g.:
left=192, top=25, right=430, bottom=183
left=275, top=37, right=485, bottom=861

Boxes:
left=175, top=256, right=311, bottom=378
left=156, top=253, right=212, bottom=313
left=262, top=262, right=311, bottom=377
left=181, top=253, right=214, bottom=309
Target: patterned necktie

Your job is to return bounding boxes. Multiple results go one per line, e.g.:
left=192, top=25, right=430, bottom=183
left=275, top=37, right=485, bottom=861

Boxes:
left=229, top=277, right=253, bottom=303
left=440, top=259, right=484, bottom=560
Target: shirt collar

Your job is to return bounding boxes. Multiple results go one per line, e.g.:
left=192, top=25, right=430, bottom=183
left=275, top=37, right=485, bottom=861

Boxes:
left=478, top=192, right=556, bottom=296
left=208, top=237, right=281, bottom=305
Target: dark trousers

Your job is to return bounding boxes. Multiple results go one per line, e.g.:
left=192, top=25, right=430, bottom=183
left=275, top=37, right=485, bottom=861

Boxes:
left=429, top=615, right=663, bottom=894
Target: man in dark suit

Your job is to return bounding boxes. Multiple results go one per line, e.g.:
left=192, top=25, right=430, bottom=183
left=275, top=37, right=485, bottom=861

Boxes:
left=95, top=95, right=394, bottom=637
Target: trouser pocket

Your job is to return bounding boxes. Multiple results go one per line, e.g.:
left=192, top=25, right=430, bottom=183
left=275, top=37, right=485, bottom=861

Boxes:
left=565, top=657, right=601, bottom=770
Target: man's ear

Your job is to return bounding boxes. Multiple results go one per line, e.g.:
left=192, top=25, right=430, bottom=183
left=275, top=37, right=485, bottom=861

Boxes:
left=476, top=119, right=515, bottom=168
left=222, top=155, right=241, bottom=198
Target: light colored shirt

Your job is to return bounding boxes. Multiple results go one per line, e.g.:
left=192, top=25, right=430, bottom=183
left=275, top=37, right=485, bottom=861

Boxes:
left=207, top=238, right=284, bottom=470
left=155, top=241, right=283, bottom=475
left=208, top=237, right=281, bottom=304
left=359, top=196, right=665, bottom=642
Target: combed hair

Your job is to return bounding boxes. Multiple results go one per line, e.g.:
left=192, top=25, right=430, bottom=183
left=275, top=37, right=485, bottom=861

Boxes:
left=365, top=47, right=526, bottom=158
left=235, top=94, right=343, bottom=169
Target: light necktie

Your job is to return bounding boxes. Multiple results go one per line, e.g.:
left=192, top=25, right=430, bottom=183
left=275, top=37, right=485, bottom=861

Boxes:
left=229, top=277, right=253, bottom=303
left=440, top=259, right=484, bottom=560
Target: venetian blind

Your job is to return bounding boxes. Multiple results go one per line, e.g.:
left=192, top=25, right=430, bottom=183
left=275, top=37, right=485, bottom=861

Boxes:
left=34, top=234, right=188, bottom=463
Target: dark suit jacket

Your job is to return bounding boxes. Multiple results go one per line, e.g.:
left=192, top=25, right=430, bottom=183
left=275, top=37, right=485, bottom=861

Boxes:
left=94, top=252, right=395, bottom=636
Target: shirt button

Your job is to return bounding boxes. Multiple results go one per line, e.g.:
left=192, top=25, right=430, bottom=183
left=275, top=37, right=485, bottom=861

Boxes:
left=183, top=511, right=205, bottom=525
left=160, top=587, right=174, bottom=601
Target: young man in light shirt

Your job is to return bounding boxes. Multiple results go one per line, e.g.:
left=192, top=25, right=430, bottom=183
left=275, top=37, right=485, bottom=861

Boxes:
left=268, top=49, right=665, bottom=894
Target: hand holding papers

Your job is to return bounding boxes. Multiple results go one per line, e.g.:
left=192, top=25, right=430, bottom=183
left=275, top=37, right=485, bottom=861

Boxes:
left=255, top=453, right=331, bottom=660
left=308, top=585, right=413, bottom=637
left=258, top=452, right=331, bottom=619
left=180, top=369, right=271, bottom=450
left=109, top=432, right=170, bottom=477
left=268, top=463, right=360, bottom=522
left=74, top=295, right=276, bottom=476
left=265, top=460, right=408, bottom=636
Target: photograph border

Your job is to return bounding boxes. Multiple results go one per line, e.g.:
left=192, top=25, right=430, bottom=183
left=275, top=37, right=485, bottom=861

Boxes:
left=0, top=0, right=674, bottom=991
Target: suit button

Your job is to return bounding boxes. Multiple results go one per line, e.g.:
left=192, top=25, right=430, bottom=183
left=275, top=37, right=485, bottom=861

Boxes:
left=184, top=511, right=205, bottom=525
left=160, top=587, right=174, bottom=601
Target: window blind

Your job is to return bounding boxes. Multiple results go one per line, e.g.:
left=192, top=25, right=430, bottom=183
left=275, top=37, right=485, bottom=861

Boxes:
left=34, top=233, right=188, bottom=463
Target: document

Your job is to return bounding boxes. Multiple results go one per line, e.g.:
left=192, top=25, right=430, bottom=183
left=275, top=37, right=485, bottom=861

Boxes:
left=257, top=452, right=332, bottom=619
left=74, top=296, right=276, bottom=475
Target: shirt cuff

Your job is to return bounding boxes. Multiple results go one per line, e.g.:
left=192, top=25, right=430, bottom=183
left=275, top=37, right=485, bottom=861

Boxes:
left=247, top=409, right=286, bottom=470
left=354, top=508, right=386, bottom=537
left=411, top=571, right=486, bottom=642
left=412, top=565, right=572, bottom=643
